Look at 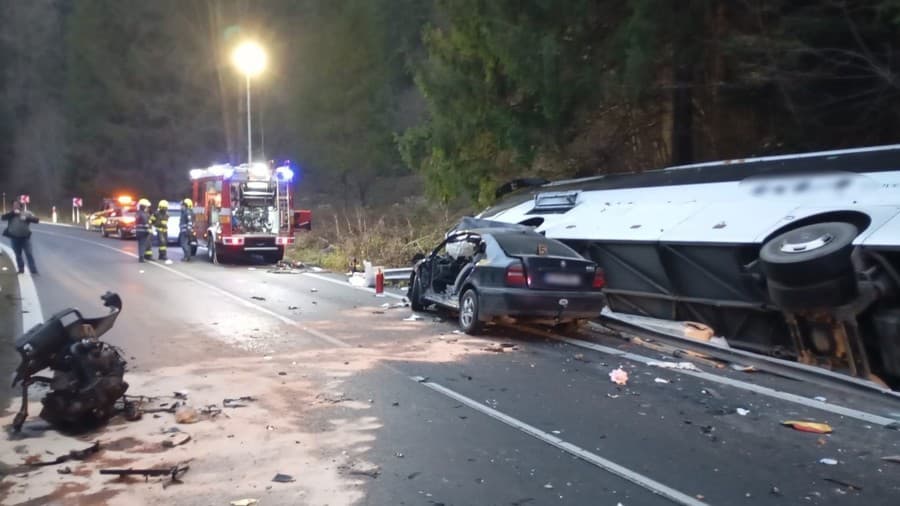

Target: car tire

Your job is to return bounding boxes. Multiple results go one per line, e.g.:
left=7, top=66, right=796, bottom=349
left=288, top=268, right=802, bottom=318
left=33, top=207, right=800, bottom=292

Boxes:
left=410, top=275, right=425, bottom=312
left=459, top=289, right=483, bottom=335
left=117, top=227, right=125, bottom=240
left=102, top=228, right=109, bottom=238
left=190, top=244, right=198, bottom=257
left=767, top=273, right=858, bottom=310
left=759, top=222, right=858, bottom=285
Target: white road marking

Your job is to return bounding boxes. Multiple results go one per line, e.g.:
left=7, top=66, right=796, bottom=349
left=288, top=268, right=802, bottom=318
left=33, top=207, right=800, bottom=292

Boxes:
left=517, top=324, right=900, bottom=426
left=302, top=271, right=406, bottom=300
left=0, top=241, right=44, bottom=332
left=418, top=379, right=708, bottom=506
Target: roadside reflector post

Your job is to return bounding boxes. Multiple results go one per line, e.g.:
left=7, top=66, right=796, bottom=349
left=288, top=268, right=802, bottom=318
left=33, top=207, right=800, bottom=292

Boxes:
left=52, top=206, right=57, bottom=223
left=375, top=267, right=385, bottom=296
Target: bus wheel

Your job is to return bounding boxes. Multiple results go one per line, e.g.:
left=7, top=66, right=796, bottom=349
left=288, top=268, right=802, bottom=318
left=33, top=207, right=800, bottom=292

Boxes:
left=760, top=222, right=858, bottom=286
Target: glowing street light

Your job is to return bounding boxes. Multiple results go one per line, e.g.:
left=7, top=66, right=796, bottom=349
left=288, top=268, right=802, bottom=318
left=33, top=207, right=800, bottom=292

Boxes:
left=231, top=41, right=267, bottom=164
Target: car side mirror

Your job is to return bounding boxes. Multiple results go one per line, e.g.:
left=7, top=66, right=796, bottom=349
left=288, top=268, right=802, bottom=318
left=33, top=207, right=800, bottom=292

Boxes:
left=476, top=242, right=486, bottom=254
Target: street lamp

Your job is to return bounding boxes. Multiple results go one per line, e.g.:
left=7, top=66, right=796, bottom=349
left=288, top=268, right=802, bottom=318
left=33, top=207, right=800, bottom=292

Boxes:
left=231, top=41, right=267, bottom=164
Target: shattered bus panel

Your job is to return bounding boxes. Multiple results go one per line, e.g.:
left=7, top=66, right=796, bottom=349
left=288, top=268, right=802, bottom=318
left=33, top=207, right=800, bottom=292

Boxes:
left=481, top=144, right=900, bottom=389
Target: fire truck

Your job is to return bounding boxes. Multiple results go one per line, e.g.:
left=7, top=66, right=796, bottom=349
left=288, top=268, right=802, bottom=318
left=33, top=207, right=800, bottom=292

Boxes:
left=190, top=162, right=296, bottom=263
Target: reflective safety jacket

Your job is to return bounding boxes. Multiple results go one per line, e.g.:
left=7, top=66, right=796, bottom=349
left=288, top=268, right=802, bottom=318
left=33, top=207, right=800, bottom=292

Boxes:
left=180, top=206, right=193, bottom=232
left=150, top=209, right=169, bottom=232
left=135, top=209, right=150, bottom=234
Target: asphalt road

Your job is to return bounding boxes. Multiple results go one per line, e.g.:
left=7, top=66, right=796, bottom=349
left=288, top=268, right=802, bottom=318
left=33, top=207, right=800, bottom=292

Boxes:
left=1, top=223, right=899, bottom=506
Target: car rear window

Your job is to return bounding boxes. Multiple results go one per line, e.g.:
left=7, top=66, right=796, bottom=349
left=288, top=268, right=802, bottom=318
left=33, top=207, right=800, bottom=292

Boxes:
left=493, top=233, right=580, bottom=258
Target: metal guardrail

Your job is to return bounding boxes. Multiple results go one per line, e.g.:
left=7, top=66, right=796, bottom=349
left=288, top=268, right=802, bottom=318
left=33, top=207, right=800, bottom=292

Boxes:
left=382, top=268, right=413, bottom=281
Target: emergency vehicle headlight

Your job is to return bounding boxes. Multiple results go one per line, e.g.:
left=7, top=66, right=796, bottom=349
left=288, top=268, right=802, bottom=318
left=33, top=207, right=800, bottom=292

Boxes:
left=250, top=163, right=270, bottom=178
left=275, top=166, right=294, bottom=182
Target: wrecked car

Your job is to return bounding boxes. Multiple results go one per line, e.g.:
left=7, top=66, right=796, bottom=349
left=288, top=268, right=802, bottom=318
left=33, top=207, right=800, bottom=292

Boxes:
left=408, top=219, right=606, bottom=334
left=11, top=292, right=128, bottom=432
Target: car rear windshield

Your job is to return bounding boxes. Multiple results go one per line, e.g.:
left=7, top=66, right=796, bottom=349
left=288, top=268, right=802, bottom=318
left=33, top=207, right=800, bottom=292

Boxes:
left=493, top=233, right=580, bottom=258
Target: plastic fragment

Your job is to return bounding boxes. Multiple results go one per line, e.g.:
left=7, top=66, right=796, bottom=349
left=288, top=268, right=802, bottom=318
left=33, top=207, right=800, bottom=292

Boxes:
left=881, top=455, right=900, bottom=464
left=609, top=368, right=629, bottom=385
left=814, top=396, right=827, bottom=402
left=230, top=500, right=258, bottom=506
left=818, top=458, right=838, bottom=465
left=736, top=408, right=750, bottom=416
left=647, top=361, right=701, bottom=372
left=654, top=378, right=670, bottom=384
left=782, top=420, right=833, bottom=434
left=272, top=473, right=295, bottom=483
left=403, top=314, right=424, bottom=321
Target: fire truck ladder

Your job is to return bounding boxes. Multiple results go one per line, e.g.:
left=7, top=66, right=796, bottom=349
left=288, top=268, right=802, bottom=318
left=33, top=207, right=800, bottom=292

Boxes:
left=276, top=179, right=291, bottom=234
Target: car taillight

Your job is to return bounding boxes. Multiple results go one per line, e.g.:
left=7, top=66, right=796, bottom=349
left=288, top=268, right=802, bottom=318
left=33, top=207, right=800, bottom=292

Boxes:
left=506, top=262, right=528, bottom=287
left=222, top=236, right=244, bottom=246
left=592, top=268, right=606, bottom=289
left=276, top=236, right=294, bottom=245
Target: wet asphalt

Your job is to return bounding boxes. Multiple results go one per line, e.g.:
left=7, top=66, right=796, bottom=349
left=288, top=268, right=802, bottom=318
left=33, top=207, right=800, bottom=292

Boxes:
left=4, top=223, right=900, bottom=506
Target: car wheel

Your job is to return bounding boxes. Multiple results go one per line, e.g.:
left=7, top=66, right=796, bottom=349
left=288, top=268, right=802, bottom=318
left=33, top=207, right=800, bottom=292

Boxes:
left=117, top=227, right=125, bottom=240
left=102, top=227, right=109, bottom=237
left=759, top=222, right=858, bottom=285
left=459, top=289, right=483, bottom=335
left=190, top=244, right=198, bottom=257
left=410, top=275, right=425, bottom=312
left=767, top=273, right=858, bottom=310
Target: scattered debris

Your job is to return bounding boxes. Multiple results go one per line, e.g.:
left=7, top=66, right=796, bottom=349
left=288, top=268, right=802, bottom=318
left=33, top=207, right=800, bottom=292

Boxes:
left=573, top=353, right=589, bottom=363
left=100, top=462, right=190, bottom=484
left=730, top=364, right=758, bottom=372
left=266, top=424, right=276, bottom=431
left=29, top=441, right=100, bottom=467
left=174, top=390, right=189, bottom=400
left=408, top=472, right=421, bottom=480
left=349, top=469, right=380, bottom=479
left=782, top=421, right=833, bottom=434
left=736, top=408, right=750, bottom=416
left=223, top=396, right=256, bottom=408
left=452, top=329, right=464, bottom=335
left=609, top=368, right=629, bottom=385
left=272, top=473, right=295, bottom=483
left=161, top=434, right=192, bottom=449
left=770, top=486, right=782, bottom=497
left=654, top=378, right=670, bottom=384
left=813, top=396, right=827, bottom=403
left=394, top=452, right=405, bottom=458
left=824, top=477, right=861, bottom=490
left=288, top=305, right=299, bottom=310
left=57, top=467, right=72, bottom=475
left=250, top=296, right=266, bottom=301
left=881, top=455, right=900, bottom=464
left=648, top=361, right=701, bottom=372
left=818, top=458, right=838, bottom=465
left=606, top=393, right=619, bottom=399
left=413, top=376, right=429, bottom=383
left=175, top=406, right=199, bottom=424
left=543, top=483, right=553, bottom=489
left=403, top=314, right=424, bottom=321
left=310, top=288, right=318, bottom=293
left=230, top=500, right=258, bottom=506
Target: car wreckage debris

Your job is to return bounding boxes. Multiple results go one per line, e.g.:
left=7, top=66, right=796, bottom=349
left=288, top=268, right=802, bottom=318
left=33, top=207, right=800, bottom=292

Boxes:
left=28, top=441, right=100, bottom=467
left=100, top=462, right=190, bottom=484
left=11, top=292, right=127, bottom=432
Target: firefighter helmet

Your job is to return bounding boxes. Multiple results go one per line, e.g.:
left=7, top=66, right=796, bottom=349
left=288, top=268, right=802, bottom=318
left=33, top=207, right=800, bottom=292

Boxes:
left=183, top=198, right=193, bottom=208
left=158, top=200, right=169, bottom=209
left=138, top=198, right=151, bottom=208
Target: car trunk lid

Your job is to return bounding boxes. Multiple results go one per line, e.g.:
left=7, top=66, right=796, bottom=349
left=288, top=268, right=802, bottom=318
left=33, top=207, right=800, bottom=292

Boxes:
left=517, top=255, right=596, bottom=290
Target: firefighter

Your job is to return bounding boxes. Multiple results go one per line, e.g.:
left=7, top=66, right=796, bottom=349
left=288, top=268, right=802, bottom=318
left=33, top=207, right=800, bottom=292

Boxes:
left=179, top=198, right=195, bottom=262
left=150, top=200, right=170, bottom=260
left=135, top=199, right=152, bottom=263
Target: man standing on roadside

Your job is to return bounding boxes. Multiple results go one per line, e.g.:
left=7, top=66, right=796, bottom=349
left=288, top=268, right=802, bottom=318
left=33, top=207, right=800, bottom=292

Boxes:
left=2, top=201, right=39, bottom=275
left=135, top=199, right=152, bottom=263
left=179, top=198, right=195, bottom=262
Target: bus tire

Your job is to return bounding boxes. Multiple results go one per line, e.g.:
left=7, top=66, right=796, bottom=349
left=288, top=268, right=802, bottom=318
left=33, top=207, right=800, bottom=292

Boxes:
left=767, top=274, right=858, bottom=310
left=759, top=222, right=858, bottom=285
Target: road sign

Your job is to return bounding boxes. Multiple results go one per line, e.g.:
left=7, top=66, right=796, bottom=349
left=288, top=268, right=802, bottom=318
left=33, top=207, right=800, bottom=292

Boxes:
left=73, top=197, right=83, bottom=208
left=19, top=194, right=30, bottom=204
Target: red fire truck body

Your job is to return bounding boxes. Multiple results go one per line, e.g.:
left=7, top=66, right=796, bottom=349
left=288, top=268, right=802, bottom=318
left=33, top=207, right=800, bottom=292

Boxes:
left=190, top=162, right=295, bottom=263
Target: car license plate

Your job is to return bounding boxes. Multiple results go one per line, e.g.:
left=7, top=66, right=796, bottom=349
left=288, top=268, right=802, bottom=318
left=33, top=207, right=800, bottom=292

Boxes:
left=545, top=273, right=581, bottom=286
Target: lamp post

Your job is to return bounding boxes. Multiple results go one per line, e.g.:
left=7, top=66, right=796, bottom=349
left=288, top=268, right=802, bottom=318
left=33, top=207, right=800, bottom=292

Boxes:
left=231, top=41, right=267, bottom=164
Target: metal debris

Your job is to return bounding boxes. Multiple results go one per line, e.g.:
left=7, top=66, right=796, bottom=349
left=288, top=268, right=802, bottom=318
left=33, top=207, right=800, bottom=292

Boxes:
left=29, top=441, right=100, bottom=467
left=824, top=477, right=861, bottom=490
left=230, top=500, right=258, bottom=506
left=250, top=296, right=266, bottom=301
left=272, top=473, right=295, bottom=483
left=100, top=462, right=190, bottom=483
left=818, top=458, right=838, bottom=465
left=223, top=396, right=256, bottom=408
left=654, top=378, right=670, bottom=384
left=647, top=361, right=701, bottom=372
left=161, top=434, right=192, bottom=449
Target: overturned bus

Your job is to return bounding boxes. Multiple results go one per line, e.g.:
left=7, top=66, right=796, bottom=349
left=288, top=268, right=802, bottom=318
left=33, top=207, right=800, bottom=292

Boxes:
left=481, top=145, right=900, bottom=389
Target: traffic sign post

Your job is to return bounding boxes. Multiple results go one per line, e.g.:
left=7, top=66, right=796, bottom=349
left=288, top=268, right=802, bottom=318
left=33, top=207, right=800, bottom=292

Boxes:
left=72, top=197, right=83, bottom=224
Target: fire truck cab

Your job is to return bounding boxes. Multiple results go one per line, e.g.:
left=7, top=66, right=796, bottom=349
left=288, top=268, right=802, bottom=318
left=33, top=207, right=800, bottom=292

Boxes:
left=190, top=162, right=295, bottom=264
